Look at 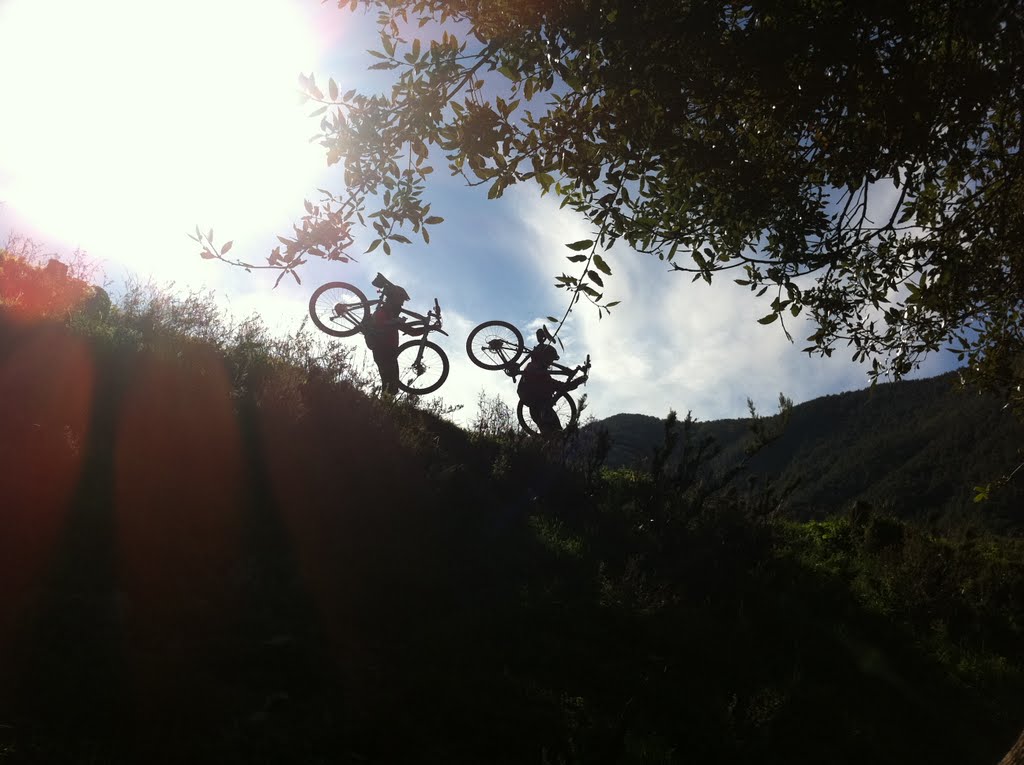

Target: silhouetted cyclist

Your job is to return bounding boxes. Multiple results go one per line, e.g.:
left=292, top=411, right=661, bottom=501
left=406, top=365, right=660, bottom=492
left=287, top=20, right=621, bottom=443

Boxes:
left=364, top=273, right=426, bottom=395
left=517, top=343, right=587, bottom=434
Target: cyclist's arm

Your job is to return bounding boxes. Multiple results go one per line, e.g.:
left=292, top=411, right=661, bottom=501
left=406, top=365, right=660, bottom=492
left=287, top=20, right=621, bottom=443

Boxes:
left=375, top=313, right=423, bottom=334
left=552, top=373, right=587, bottom=393
left=565, top=375, right=587, bottom=391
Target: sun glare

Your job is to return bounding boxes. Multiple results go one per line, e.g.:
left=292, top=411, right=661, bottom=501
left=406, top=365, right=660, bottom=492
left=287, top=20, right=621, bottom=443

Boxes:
left=0, top=0, right=332, bottom=281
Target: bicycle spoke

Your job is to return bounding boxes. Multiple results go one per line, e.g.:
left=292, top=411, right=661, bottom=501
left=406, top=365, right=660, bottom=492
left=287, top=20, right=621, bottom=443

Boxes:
left=402, top=359, right=437, bottom=385
left=518, top=392, right=577, bottom=436
left=308, top=282, right=369, bottom=337
left=552, top=397, right=574, bottom=428
left=481, top=338, right=521, bottom=366
left=328, top=303, right=363, bottom=331
left=396, top=341, right=449, bottom=395
left=466, top=320, right=524, bottom=370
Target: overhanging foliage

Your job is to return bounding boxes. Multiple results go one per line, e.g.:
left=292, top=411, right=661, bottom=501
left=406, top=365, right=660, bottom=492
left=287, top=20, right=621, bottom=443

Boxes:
left=200, top=0, right=1023, bottom=411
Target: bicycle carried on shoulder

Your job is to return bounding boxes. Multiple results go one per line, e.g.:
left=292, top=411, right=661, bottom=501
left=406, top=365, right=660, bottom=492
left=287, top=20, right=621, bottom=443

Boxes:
left=309, top=276, right=450, bottom=395
left=466, top=320, right=591, bottom=435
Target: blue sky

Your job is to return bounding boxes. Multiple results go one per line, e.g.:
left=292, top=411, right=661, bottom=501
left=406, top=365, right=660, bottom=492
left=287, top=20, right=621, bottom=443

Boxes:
left=0, top=0, right=959, bottom=428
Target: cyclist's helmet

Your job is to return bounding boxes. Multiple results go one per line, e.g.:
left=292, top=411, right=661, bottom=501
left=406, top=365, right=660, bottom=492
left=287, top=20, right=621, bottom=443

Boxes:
left=384, top=284, right=410, bottom=304
left=533, top=343, right=560, bottom=364
left=373, top=273, right=410, bottom=304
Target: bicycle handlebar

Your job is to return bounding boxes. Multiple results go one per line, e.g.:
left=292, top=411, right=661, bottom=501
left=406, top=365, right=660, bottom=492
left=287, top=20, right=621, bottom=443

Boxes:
left=557, top=355, right=592, bottom=383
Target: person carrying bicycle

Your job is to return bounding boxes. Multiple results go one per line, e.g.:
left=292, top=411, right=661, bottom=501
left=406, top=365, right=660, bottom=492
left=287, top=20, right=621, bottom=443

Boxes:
left=364, top=273, right=427, bottom=394
left=516, top=343, right=588, bottom=435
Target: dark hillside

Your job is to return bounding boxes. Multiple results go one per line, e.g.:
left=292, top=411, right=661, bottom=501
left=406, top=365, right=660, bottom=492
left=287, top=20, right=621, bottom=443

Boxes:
left=599, top=375, right=1024, bottom=529
left=2, top=255, right=1024, bottom=764
left=601, top=411, right=749, bottom=469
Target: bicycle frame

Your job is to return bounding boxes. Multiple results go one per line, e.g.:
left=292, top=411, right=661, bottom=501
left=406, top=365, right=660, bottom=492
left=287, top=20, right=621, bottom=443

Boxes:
left=393, top=297, right=448, bottom=365
left=548, top=355, right=591, bottom=386
left=466, top=318, right=592, bottom=434
left=516, top=352, right=591, bottom=435
left=507, top=346, right=589, bottom=384
left=367, top=288, right=451, bottom=394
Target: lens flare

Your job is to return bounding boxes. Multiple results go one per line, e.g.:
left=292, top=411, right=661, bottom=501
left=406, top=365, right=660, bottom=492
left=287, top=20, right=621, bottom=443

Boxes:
left=0, top=0, right=330, bottom=282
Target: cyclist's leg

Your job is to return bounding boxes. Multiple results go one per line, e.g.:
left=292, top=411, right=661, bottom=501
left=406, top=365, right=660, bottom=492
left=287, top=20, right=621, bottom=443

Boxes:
left=373, top=348, right=400, bottom=395
left=529, top=404, right=563, bottom=435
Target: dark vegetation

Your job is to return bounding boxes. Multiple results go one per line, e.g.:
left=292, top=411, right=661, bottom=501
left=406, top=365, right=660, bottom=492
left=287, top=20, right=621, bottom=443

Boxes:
left=599, top=378, right=1024, bottom=532
left=2, top=252, right=1023, bottom=763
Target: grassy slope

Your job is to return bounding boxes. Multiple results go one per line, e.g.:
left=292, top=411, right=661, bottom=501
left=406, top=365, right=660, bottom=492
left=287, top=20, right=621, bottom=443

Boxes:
left=1, top=258, right=1023, bottom=763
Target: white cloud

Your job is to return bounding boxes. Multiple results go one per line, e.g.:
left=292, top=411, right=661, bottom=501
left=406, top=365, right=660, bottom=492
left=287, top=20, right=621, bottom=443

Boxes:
left=506, top=188, right=953, bottom=423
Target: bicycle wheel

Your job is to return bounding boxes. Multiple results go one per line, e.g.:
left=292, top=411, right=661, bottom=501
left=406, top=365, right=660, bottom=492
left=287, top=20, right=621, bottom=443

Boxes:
left=309, top=282, right=370, bottom=337
left=396, top=340, right=450, bottom=395
left=517, top=392, right=578, bottom=436
left=466, top=320, right=525, bottom=370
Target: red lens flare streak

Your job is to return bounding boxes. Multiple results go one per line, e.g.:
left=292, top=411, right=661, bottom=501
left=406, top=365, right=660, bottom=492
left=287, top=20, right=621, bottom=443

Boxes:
left=113, top=347, right=244, bottom=724
left=0, top=328, right=94, bottom=686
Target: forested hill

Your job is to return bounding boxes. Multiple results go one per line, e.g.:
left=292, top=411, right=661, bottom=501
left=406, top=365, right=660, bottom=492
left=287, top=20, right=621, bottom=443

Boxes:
left=2, top=253, right=1024, bottom=764
left=597, top=373, right=1024, bottom=529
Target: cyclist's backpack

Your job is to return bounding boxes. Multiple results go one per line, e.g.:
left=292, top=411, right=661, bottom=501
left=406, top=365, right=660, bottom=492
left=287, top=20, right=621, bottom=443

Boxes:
left=517, top=364, right=555, bottom=408
left=363, top=310, right=398, bottom=352
left=362, top=319, right=379, bottom=351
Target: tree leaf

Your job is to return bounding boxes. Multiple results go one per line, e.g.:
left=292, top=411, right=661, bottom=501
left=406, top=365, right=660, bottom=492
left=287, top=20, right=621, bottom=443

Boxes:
left=566, top=240, right=593, bottom=251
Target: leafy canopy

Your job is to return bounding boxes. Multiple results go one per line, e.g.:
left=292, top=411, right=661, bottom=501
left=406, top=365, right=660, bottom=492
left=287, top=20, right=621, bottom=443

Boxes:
left=199, top=0, right=1024, bottom=411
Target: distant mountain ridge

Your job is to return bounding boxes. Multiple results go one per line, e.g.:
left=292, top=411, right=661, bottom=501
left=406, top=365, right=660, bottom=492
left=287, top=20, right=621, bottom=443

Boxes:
left=595, top=373, right=1024, bottom=528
